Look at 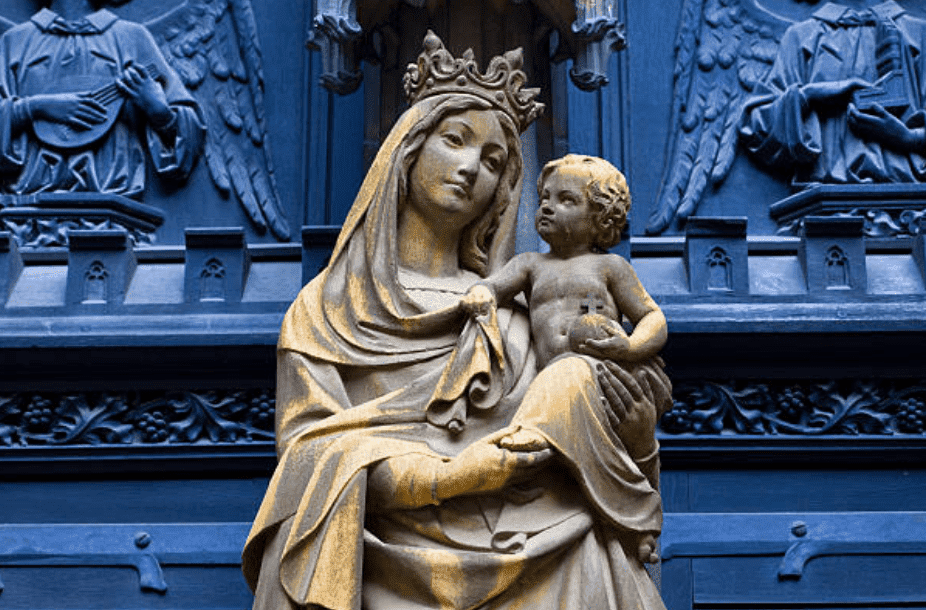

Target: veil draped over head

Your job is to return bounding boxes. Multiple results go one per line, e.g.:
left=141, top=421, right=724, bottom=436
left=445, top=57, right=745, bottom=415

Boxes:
left=279, top=93, right=524, bottom=369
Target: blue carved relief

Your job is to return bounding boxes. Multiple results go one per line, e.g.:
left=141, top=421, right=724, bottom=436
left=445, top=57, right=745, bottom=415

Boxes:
left=648, top=0, right=926, bottom=236
left=0, top=0, right=291, bottom=246
left=0, top=389, right=274, bottom=447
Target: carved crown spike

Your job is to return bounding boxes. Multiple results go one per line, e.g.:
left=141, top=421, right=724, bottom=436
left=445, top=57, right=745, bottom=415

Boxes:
left=403, top=31, right=544, bottom=133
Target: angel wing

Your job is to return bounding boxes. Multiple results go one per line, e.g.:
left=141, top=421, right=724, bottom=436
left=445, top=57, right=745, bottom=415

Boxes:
left=645, top=0, right=789, bottom=235
left=146, top=0, right=291, bottom=241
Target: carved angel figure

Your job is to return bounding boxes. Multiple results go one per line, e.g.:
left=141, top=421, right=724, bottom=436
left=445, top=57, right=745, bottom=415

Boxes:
left=648, top=0, right=926, bottom=235
left=0, top=0, right=289, bottom=240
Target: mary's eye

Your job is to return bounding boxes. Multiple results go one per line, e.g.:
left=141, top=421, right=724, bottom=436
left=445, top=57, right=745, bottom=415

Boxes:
left=442, top=132, right=464, bottom=146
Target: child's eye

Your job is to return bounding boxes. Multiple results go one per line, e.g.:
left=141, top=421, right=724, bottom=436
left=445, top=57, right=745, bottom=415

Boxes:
left=484, top=156, right=503, bottom=173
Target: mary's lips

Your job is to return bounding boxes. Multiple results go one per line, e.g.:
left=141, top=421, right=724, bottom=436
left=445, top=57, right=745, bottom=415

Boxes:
left=447, top=182, right=469, bottom=197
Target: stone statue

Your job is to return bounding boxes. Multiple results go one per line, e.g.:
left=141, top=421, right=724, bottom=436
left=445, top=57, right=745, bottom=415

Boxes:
left=0, top=0, right=291, bottom=244
left=647, top=0, right=926, bottom=235
left=243, top=32, right=671, bottom=610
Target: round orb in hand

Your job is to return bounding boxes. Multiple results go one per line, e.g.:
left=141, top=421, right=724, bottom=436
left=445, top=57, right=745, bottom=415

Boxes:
left=568, top=313, right=626, bottom=352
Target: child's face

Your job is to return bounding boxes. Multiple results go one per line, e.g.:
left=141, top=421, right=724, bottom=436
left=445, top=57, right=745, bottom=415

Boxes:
left=535, top=167, right=596, bottom=248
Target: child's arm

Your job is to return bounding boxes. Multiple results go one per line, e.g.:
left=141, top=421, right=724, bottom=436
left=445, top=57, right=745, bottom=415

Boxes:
left=582, top=256, right=667, bottom=362
left=611, top=256, right=667, bottom=360
left=459, top=253, right=535, bottom=315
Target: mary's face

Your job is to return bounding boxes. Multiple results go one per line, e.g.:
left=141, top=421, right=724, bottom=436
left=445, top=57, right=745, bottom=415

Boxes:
left=407, top=109, right=508, bottom=232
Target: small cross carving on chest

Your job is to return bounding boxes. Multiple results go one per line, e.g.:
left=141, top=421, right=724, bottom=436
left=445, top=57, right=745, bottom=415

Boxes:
left=581, top=293, right=605, bottom=314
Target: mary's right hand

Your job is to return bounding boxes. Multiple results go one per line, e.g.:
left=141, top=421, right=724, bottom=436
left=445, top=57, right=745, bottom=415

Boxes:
left=436, top=429, right=553, bottom=501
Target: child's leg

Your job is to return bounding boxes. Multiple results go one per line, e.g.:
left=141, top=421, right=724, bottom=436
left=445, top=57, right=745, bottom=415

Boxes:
left=637, top=533, right=659, bottom=564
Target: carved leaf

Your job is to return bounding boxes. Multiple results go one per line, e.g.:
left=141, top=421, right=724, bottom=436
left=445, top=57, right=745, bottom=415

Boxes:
left=165, top=391, right=249, bottom=443
left=52, top=395, right=134, bottom=445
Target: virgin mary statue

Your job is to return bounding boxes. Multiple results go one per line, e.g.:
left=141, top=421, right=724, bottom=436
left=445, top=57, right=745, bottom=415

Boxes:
left=243, top=32, right=670, bottom=610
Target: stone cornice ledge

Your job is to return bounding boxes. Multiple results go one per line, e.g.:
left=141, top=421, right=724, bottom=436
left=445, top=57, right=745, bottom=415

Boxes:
left=0, top=299, right=923, bottom=349
left=662, top=299, right=926, bottom=333
left=0, top=312, right=285, bottom=348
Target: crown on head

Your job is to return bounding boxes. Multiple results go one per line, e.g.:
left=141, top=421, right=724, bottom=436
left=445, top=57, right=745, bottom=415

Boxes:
left=404, top=31, right=544, bottom=133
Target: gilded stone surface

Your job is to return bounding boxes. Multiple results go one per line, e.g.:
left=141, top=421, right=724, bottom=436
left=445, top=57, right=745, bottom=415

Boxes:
left=244, top=34, right=670, bottom=610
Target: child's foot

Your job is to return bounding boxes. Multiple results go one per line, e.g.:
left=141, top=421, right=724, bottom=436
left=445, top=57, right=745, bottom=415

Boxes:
left=637, top=534, right=659, bottom=564
left=498, top=427, right=550, bottom=452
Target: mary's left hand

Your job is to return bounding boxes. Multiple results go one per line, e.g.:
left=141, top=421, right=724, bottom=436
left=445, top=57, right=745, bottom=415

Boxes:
left=595, top=360, right=658, bottom=459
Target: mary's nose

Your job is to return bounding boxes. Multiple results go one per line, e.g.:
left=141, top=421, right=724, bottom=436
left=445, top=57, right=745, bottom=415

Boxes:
left=456, top=149, right=480, bottom=183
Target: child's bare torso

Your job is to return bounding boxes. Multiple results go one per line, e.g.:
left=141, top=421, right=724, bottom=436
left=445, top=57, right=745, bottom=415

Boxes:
left=527, top=253, right=619, bottom=368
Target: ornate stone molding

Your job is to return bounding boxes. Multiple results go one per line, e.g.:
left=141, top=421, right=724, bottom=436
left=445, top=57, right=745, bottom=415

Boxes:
left=660, top=379, right=926, bottom=436
left=5, top=380, right=926, bottom=447
left=0, top=389, right=274, bottom=447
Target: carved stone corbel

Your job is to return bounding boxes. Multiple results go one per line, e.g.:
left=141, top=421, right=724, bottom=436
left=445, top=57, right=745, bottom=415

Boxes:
left=307, top=0, right=364, bottom=94
left=568, top=0, right=627, bottom=91
left=308, top=0, right=627, bottom=94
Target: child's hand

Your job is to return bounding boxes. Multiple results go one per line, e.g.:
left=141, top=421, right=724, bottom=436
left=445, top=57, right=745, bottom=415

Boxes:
left=460, top=285, right=496, bottom=316
left=573, top=318, right=633, bottom=361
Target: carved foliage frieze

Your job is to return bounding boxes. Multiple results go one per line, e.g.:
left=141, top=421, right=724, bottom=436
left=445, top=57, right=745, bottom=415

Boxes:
left=660, top=379, right=926, bottom=436
left=0, top=389, right=274, bottom=447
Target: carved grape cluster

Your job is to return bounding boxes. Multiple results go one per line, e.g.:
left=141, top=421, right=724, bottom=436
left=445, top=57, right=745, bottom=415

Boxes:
left=895, top=398, right=926, bottom=434
left=247, top=391, right=275, bottom=430
left=775, top=386, right=807, bottom=422
left=22, top=395, right=54, bottom=432
left=660, top=400, right=695, bottom=433
left=136, top=410, right=169, bottom=443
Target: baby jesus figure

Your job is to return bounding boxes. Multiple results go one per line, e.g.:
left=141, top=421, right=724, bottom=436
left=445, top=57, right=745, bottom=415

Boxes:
left=459, top=154, right=670, bottom=562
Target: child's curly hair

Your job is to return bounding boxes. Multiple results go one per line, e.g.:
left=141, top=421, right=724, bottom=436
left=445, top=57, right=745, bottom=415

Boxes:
left=538, top=154, right=630, bottom=250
